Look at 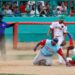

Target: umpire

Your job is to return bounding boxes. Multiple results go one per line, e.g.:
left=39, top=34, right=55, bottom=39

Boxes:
left=0, top=13, right=15, bottom=59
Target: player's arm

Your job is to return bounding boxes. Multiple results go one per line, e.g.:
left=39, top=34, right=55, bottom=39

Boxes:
left=47, top=28, right=54, bottom=37
left=66, top=32, right=74, bottom=57
left=33, top=40, right=46, bottom=52
left=63, top=25, right=67, bottom=38
left=47, top=23, right=54, bottom=37
left=47, top=28, right=51, bottom=37
left=5, top=23, right=16, bottom=28
left=63, top=32, right=67, bottom=38
left=61, top=25, right=67, bottom=46
left=58, top=48, right=71, bottom=66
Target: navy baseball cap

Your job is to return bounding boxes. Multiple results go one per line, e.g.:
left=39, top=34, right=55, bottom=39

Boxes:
left=52, top=38, right=58, bottom=43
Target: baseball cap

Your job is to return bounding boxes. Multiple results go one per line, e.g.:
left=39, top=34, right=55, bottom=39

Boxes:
left=52, top=38, right=58, bottom=43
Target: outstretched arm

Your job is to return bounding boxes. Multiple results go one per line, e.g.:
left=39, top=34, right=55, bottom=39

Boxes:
left=6, top=23, right=16, bottom=28
left=34, top=40, right=46, bottom=52
left=47, top=28, right=51, bottom=37
left=47, top=27, right=54, bottom=36
left=66, top=32, right=74, bottom=57
left=47, top=23, right=54, bottom=37
left=58, top=48, right=71, bottom=66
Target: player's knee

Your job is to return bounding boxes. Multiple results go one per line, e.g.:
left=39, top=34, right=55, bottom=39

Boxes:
left=33, top=59, right=39, bottom=65
left=33, top=59, right=46, bottom=66
left=46, top=61, right=52, bottom=66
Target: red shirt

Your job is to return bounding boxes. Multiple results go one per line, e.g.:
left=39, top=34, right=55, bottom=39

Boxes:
left=20, top=5, right=26, bottom=13
left=70, top=11, right=75, bottom=16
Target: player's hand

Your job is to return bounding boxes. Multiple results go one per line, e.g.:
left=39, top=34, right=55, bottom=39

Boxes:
left=33, top=47, right=37, bottom=52
left=66, top=61, right=71, bottom=67
left=47, top=33, right=49, bottom=37
left=61, top=40, right=66, bottom=46
left=10, top=23, right=16, bottom=26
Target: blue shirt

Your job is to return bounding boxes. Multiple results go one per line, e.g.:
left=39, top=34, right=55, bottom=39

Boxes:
left=0, top=22, right=12, bottom=36
left=41, top=39, right=60, bottom=56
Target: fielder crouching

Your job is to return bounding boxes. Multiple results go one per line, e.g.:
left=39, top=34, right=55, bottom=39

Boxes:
left=33, top=38, right=70, bottom=66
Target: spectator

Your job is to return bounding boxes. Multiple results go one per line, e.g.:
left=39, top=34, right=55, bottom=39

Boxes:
left=56, top=8, right=62, bottom=16
left=37, top=1, right=45, bottom=16
left=30, top=4, right=35, bottom=16
left=28, top=1, right=35, bottom=11
left=70, top=7, right=75, bottom=16
left=3, top=5, right=13, bottom=16
left=61, top=2, right=67, bottom=15
left=2, top=4, right=6, bottom=10
left=53, top=6, right=57, bottom=16
left=7, top=1, right=12, bottom=9
left=37, top=2, right=42, bottom=13
left=25, top=2, right=30, bottom=16
left=44, top=2, right=50, bottom=16
left=20, top=2, right=27, bottom=13
left=57, top=2, right=63, bottom=13
left=13, top=6, right=20, bottom=16
left=39, top=1, right=45, bottom=6
left=39, top=2, right=50, bottom=17
left=12, top=2, right=18, bottom=11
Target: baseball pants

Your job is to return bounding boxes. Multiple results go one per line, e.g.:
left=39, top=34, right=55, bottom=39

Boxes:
left=33, top=51, right=52, bottom=66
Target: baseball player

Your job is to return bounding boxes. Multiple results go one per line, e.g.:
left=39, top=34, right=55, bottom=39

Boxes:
left=66, top=33, right=75, bottom=66
left=33, top=38, right=70, bottom=66
left=47, top=18, right=67, bottom=64
left=0, top=13, right=15, bottom=59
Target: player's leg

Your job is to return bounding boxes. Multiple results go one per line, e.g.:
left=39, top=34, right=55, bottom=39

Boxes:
left=57, top=36, right=64, bottom=64
left=33, top=53, right=52, bottom=66
left=72, top=48, right=75, bottom=55
left=45, top=56, right=52, bottom=66
left=0, top=36, right=6, bottom=60
left=33, top=51, right=46, bottom=65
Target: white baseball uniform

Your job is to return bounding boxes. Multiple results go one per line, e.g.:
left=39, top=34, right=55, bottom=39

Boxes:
left=50, top=21, right=67, bottom=45
left=50, top=21, right=67, bottom=63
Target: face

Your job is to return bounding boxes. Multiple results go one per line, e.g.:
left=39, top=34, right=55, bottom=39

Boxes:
left=51, top=41, right=57, bottom=46
left=59, top=20, right=64, bottom=24
left=6, top=5, right=10, bottom=10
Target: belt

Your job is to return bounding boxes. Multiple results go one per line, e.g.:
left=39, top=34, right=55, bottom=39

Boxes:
left=55, top=36, right=61, bottom=37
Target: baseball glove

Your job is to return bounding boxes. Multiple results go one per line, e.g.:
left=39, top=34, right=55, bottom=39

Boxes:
left=61, top=40, right=66, bottom=46
left=67, top=46, right=74, bottom=50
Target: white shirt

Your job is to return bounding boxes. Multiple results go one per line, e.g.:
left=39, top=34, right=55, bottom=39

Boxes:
left=57, top=6, right=63, bottom=11
left=57, top=10, right=62, bottom=15
left=30, top=10, right=35, bottom=15
left=4, top=9, right=13, bottom=15
left=50, top=21, right=67, bottom=37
